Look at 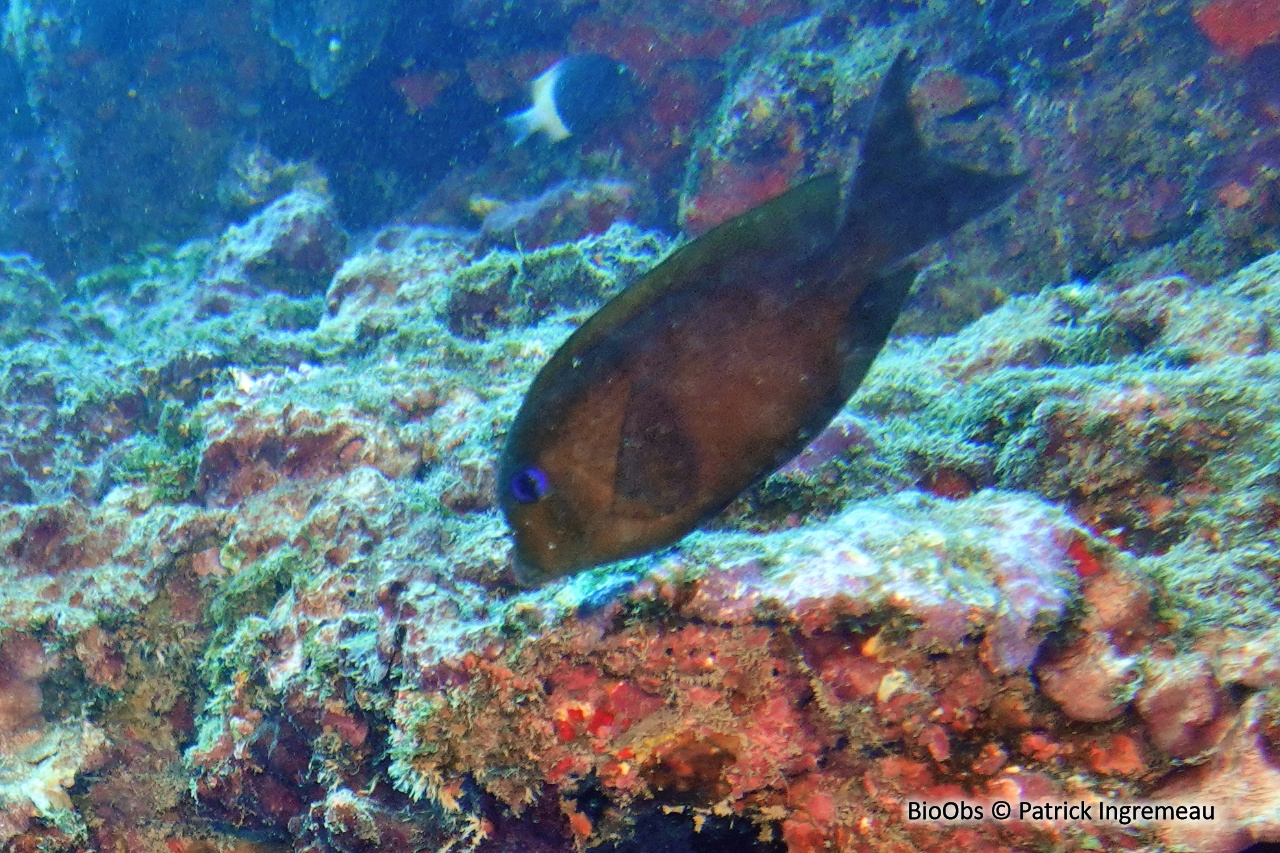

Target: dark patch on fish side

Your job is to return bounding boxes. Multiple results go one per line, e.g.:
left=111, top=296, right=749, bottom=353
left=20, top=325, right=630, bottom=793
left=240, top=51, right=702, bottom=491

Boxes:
left=616, top=378, right=700, bottom=514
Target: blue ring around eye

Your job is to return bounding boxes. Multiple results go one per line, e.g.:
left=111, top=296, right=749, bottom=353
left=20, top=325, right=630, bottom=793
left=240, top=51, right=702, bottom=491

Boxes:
left=510, top=467, right=549, bottom=504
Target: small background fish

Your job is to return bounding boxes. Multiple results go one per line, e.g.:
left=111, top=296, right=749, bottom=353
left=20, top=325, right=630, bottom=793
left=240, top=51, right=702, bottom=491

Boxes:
left=504, top=54, right=639, bottom=144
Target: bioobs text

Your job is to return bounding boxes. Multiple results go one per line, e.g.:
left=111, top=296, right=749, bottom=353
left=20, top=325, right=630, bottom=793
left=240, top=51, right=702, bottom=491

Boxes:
left=906, top=801, right=986, bottom=821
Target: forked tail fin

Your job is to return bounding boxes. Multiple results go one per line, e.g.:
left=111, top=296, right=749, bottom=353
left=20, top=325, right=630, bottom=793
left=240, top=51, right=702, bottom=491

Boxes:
left=842, top=51, right=1026, bottom=263
left=832, top=51, right=1027, bottom=399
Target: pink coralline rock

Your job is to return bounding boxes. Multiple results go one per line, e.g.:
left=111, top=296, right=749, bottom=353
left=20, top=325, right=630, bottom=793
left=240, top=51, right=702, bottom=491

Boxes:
left=197, top=385, right=421, bottom=508
left=686, top=491, right=1078, bottom=671
left=0, top=720, right=109, bottom=844
left=0, top=500, right=118, bottom=578
left=1037, top=631, right=1140, bottom=723
left=325, top=226, right=471, bottom=320
left=1137, top=652, right=1223, bottom=758
left=1080, top=569, right=1152, bottom=639
left=73, top=625, right=126, bottom=692
left=1212, top=625, right=1280, bottom=689
left=1111, top=275, right=1271, bottom=363
left=775, top=412, right=873, bottom=477
left=0, top=496, right=226, bottom=636
left=201, top=189, right=348, bottom=303
left=1155, top=694, right=1280, bottom=853
left=0, top=634, right=49, bottom=736
left=478, top=178, right=641, bottom=250
left=910, top=65, right=1014, bottom=175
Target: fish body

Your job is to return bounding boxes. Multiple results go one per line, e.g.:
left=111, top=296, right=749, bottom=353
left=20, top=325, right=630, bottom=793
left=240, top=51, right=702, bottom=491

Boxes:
left=500, top=53, right=1024, bottom=583
left=504, top=54, right=636, bottom=144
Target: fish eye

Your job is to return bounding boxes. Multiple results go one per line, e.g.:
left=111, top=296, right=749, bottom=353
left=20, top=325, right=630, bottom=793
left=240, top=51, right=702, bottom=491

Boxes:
left=509, top=467, right=550, bottom=504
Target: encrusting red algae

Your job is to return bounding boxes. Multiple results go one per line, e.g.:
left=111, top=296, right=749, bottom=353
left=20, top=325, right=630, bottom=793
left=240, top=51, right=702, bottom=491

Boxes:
left=1, top=0, right=1280, bottom=850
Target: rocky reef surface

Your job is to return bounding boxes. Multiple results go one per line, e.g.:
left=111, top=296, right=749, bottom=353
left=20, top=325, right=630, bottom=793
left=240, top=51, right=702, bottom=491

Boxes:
left=0, top=171, right=1279, bottom=852
left=0, top=0, right=1279, bottom=851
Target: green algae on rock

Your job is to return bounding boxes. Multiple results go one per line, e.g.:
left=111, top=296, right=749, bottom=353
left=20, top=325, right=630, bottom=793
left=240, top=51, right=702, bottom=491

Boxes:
left=0, top=0, right=1275, bottom=849
left=0, top=253, right=60, bottom=347
left=0, top=718, right=107, bottom=845
left=3, top=188, right=1280, bottom=851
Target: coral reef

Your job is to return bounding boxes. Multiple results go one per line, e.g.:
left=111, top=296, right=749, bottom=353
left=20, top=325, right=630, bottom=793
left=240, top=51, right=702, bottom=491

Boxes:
left=379, top=491, right=1087, bottom=850
left=201, top=188, right=348, bottom=303
left=0, top=0, right=1271, bottom=300
left=2, top=1, right=1280, bottom=852
left=476, top=179, right=645, bottom=251
left=675, top=1, right=1278, bottom=334
left=0, top=252, right=59, bottom=345
left=2, top=198, right=1278, bottom=851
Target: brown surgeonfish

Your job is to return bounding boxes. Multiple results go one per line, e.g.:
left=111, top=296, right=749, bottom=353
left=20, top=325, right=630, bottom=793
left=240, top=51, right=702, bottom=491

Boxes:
left=499, top=52, right=1025, bottom=583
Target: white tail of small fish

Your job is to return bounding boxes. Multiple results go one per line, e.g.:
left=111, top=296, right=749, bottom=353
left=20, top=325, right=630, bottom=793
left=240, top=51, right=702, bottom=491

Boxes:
left=504, top=107, right=541, bottom=145
left=503, top=63, right=570, bottom=145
